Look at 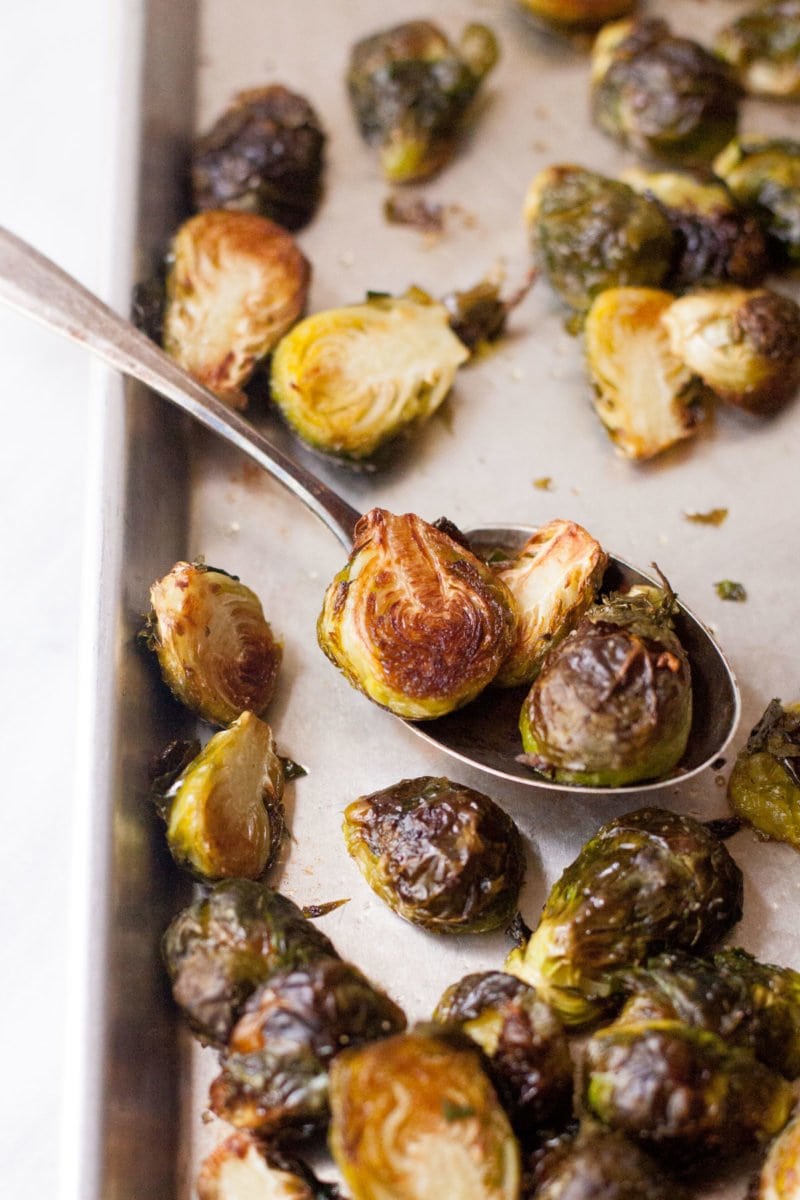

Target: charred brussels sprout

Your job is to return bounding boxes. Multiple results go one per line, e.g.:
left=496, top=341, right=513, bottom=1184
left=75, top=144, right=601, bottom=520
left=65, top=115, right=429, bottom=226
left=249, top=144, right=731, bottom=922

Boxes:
left=755, top=1110, right=800, bottom=1200
left=434, top=972, right=572, bottom=1131
left=713, top=137, right=800, bottom=261
left=209, top=956, right=406, bottom=1138
left=529, top=1126, right=684, bottom=1200
left=665, top=287, right=800, bottom=414
left=591, top=19, right=740, bottom=166
left=162, top=210, right=310, bottom=406
left=518, top=585, right=693, bottom=786
left=505, top=807, right=744, bottom=1025
left=347, top=20, right=499, bottom=183
left=585, top=287, right=706, bottom=461
left=715, top=1, right=800, bottom=100
left=148, top=562, right=282, bottom=727
left=493, top=520, right=607, bottom=688
left=197, top=1132, right=336, bottom=1200
left=622, top=167, right=770, bottom=288
left=580, top=1018, right=793, bottom=1160
left=317, top=509, right=517, bottom=720
left=192, top=85, right=325, bottom=231
left=329, top=1027, right=521, bottom=1200
left=270, top=295, right=468, bottom=461
left=517, top=0, right=636, bottom=35
left=524, top=165, right=674, bottom=313
left=343, top=777, right=525, bottom=935
left=162, top=880, right=336, bottom=1046
left=162, top=711, right=284, bottom=882
left=728, top=699, right=800, bottom=848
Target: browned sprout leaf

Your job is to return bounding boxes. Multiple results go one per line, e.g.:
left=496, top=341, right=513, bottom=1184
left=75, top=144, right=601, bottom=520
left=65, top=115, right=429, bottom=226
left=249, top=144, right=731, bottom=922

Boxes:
left=684, top=507, right=729, bottom=526
left=715, top=580, right=747, bottom=602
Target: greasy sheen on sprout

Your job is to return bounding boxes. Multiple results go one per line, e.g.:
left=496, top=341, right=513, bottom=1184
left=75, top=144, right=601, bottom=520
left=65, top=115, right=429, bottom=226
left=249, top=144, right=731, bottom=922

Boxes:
left=317, top=509, right=517, bottom=720
left=148, top=562, right=282, bottom=727
left=715, top=0, right=800, bottom=100
left=162, top=210, right=310, bottom=406
left=270, top=295, right=469, bottom=461
left=713, top=136, right=800, bottom=261
left=329, top=1027, right=521, bottom=1200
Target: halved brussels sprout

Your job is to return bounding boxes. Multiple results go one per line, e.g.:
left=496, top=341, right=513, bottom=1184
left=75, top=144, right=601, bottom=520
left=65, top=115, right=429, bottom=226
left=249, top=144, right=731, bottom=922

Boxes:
left=591, top=18, right=740, bottom=166
left=755, top=1109, right=800, bottom=1200
left=343, top=776, right=525, bottom=935
left=434, top=972, right=572, bottom=1131
left=621, top=167, right=770, bottom=287
left=581, top=1018, right=793, bottom=1160
left=162, top=711, right=284, bottom=882
left=524, top=165, right=674, bottom=313
left=585, top=287, right=706, bottom=460
left=728, top=699, right=800, bottom=848
left=715, top=1, right=800, bottom=100
left=210, top=956, right=406, bottom=1138
left=517, top=0, right=636, bottom=35
left=329, top=1026, right=520, bottom=1200
left=519, top=584, right=693, bottom=787
left=530, top=1126, right=685, bottom=1200
left=317, top=509, right=517, bottom=720
left=162, top=880, right=337, bottom=1046
left=270, top=295, right=469, bottom=461
left=505, top=807, right=744, bottom=1026
left=192, top=85, right=326, bottom=231
left=162, top=210, right=310, bottom=406
left=148, top=562, right=282, bottom=727
left=664, top=287, right=800, bottom=415
left=493, top=520, right=608, bottom=688
left=713, top=137, right=800, bottom=261
left=347, top=20, right=499, bottom=183
left=197, top=1133, right=334, bottom=1200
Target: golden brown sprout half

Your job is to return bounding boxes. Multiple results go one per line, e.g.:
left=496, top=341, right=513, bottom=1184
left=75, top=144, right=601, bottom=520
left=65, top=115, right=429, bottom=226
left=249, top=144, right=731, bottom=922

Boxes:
left=585, top=287, right=706, bottom=460
left=517, top=0, right=636, bottom=34
left=197, top=1133, right=325, bottom=1200
left=493, top=520, right=608, bottom=688
left=317, top=509, right=517, bottom=720
left=664, top=287, right=800, bottom=415
left=329, top=1027, right=521, bottom=1200
left=164, top=711, right=285, bottom=882
left=163, top=210, right=310, bottom=407
left=756, top=1109, right=800, bottom=1200
left=148, top=562, right=282, bottom=727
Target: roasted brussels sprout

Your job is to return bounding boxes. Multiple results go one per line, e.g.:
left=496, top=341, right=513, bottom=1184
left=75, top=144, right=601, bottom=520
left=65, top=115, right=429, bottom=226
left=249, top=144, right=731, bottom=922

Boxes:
left=518, top=585, right=693, bottom=786
left=343, top=777, right=525, bottom=935
left=715, top=1, right=800, bottom=100
left=492, top=521, right=607, bottom=688
left=713, top=137, right=800, bottom=261
left=622, top=167, right=770, bottom=288
left=755, top=1109, right=800, bottom=1200
left=197, top=1132, right=336, bottom=1200
left=192, top=85, right=325, bottom=231
left=585, top=287, right=706, bottom=461
left=148, top=561, right=282, bottom=727
left=580, top=1018, right=793, bottom=1160
left=162, top=880, right=336, bottom=1046
left=317, top=509, right=517, bottom=720
left=664, top=287, right=800, bottom=414
left=529, top=1125, right=684, bottom=1200
left=728, top=699, right=800, bottom=848
left=329, top=1026, right=521, bottom=1200
left=524, top=165, right=674, bottom=313
left=161, top=711, right=284, bottom=882
left=269, top=295, right=469, bottom=461
left=162, top=210, right=310, bottom=406
left=505, top=807, right=744, bottom=1025
left=591, top=19, right=741, bottom=166
left=210, top=956, right=406, bottom=1138
left=517, top=0, right=636, bottom=35
left=434, top=972, right=572, bottom=1131
left=347, top=20, right=499, bottom=183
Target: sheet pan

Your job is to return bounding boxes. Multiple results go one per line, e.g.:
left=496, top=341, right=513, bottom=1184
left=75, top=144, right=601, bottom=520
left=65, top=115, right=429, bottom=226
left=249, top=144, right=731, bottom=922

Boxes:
left=68, top=1, right=800, bottom=1196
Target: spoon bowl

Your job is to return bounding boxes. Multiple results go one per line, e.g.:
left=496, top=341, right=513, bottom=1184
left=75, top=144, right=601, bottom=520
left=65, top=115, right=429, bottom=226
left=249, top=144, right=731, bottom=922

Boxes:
left=0, top=226, right=741, bottom=793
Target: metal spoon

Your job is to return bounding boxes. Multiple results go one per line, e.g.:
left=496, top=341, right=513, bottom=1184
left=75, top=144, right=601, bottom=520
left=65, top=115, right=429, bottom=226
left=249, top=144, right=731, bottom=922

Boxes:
left=0, top=225, right=740, bottom=793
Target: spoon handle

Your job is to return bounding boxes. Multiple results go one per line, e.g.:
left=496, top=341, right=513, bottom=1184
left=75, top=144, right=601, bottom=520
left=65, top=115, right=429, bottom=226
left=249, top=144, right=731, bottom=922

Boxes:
left=0, top=225, right=361, bottom=550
